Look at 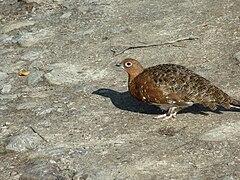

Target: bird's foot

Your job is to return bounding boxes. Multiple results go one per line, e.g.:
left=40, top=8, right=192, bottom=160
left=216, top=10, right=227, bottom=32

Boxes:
left=153, top=112, right=177, bottom=120
left=153, top=107, right=178, bottom=120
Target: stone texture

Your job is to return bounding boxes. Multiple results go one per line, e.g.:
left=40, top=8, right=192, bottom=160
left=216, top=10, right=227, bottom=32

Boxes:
left=60, top=11, right=72, bottom=19
left=21, top=51, right=43, bottom=61
left=16, top=29, right=54, bottom=47
left=44, top=63, right=106, bottom=85
left=35, top=107, right=55, bottom=116
left=0, top=72, right=7, bottom=81
left=0, top=94, right=18, bottom=100
left=1, top=84, right=12, bottom=94
left=5, top=128, right=44, bottom=152
left=20, top=0, right=47, bottom=4
left=0, top=21, right=36, bottom=34
left=44, top=63, right=82, bottom=85
left=199, top=122, right=240, bottom=141
left=29, top=147, right=68, bottom=159
left=0, top=0, right=239, bottom=179
left=27, top=71, right=44, bottom=86
left=233, top=51, right=240, bottom=62
left=16, top=101, right=38, bottom=110
left=20, top=160, right=65, bottom=180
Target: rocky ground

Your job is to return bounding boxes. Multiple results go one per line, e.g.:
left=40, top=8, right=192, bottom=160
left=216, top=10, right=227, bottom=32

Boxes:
left=0, top=0, right=240, bottom=179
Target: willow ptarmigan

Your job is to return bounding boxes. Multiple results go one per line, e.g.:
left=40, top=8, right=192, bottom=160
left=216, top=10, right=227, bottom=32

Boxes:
left=117, top=58, right=240, bottom=120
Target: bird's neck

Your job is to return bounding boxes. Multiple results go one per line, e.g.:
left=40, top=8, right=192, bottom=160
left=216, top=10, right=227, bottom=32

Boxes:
left=128, top=73, right=139, bottom=84
left=127, top=69, right=143, bottom=84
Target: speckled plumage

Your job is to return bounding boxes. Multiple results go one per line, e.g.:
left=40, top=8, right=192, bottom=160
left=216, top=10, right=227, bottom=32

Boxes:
left=118, top=58, right=240, bottom=119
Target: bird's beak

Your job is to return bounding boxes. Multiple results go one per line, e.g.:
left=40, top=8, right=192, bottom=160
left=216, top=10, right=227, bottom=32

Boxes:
left=115, top=63, right=122, bottom=68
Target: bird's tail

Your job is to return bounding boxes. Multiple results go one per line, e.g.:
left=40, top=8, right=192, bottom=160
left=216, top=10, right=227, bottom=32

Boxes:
left=230, top=98, right=240, bottom=107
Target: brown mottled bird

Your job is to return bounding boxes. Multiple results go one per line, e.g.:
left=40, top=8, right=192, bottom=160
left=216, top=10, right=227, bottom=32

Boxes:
left=117, top=58, right=240, bottom=119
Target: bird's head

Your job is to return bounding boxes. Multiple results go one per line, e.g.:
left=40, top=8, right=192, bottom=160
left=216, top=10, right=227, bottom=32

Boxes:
left=116, top=58, right=144, bottom=83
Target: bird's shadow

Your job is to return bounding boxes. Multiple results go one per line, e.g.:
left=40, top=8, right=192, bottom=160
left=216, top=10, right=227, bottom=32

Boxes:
left=92, top=88, right=240, bottom=115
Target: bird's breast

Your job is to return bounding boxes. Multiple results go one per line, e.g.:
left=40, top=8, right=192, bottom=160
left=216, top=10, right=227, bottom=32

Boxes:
left=129, top=73, right=169, bottom=105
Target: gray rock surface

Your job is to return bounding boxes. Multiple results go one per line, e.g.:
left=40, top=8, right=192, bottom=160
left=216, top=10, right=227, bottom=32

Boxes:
left=60, top=11, right=72, bottom=19
left=0, top=94, right=18, bottom=100
left=29, top=147, right=68, bottom=159
left=199, top=121, right=240, bottom=141
left=0, top=20, right=36, bottom=34
left=19, top=160, right=68, bottom=180
left=21, top=51, right=44, bottom=61
left=44, top=63, right=80, bottom=85
left=44, top=63, right=97, bottom=85
left=27, top=70, right=44, bottom=86
left=16, top=101, right=38, bottom=110
left=0, top=0, right=239, bottom=179
left=35, top=107, right=55, bottom=116
left=16, top=29, right=54, bottom=47
left=0, top=105, right=8, bottom=111
left=5, top=128, right=44, bottom=152
left=20, top=0, right=47, bottom=4
left=233, top=51, right=240, bottom=62
left=1, top=84, right=12, bottom=94
left=0, top=72, right=7, bottom=81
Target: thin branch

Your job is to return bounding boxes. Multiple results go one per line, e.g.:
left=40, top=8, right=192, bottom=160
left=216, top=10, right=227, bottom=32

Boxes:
left=111, top=36, right=199, bottom=56
left=29, top=126, right=48, bottom=143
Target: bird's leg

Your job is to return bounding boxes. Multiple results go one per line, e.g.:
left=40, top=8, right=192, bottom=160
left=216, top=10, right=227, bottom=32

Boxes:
left=154, top=107, right=178, bottom=120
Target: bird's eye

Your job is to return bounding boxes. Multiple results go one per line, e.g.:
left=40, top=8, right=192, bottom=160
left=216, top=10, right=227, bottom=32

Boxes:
left=125, top=62, right=132, bottom=67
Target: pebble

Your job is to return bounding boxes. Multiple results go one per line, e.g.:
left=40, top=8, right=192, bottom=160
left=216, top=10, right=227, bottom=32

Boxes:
left=27, top=71, right=44, bottom=86
left=16, top=29, right=54, bottom=47
left=77, top=5, right=89, bottom=14
left=72, top=172, right=88, bottom=180
left=30, top=60, right=45, bottom=69
left=222, top=176, right=234, bottom=180
left=0, top=34, right=9, bottom=43
left=0, top=94, right=18, bottom=100
left=21, top=51, right=43, bottom=61
left=199, top=121, right=240, bottom=141
left=9, top=61, right=26, bottom=73
left=74, top=28, right=95, bottom=36
left=5, top=128, right=44, bottom=152
left=16, top=101, right=38, bottom=110
left=53, top=0, right=65, bottom=4
left=233, top=51, right=240, bottom=62
left=1, top=84, right=12, bottom=94
left=17, top=33, right=38, bottom=47
left=19, top=160, right=65, bottom=180
left=111, top=24, right=130, bottom=34
left=44, top=63, right=106, bottom=85
left=60, top=11, right=72, bottom=19
left=20, top=0, right=46, bottom=4
left=72, top=148, right=88, bottom=156
left=0, top=21, right=36, bottom=34
left=35, top=107, right=55, bottom=116
left=73, top=171, right=106, bottom=180
left=1, top=121, right=11, bottom=137
left=0, top=71, right=7, bottom=81
left=44, top=63, right=82, bottom=85
left=0, top=105, right=8, bottom=111
left=29, top=147, right=68, bottom=159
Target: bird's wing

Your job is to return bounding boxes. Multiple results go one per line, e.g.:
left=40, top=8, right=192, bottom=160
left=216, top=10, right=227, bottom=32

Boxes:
left=131, top=67, right=193, bottom=107
left=149, top=64, right=226, bottom=110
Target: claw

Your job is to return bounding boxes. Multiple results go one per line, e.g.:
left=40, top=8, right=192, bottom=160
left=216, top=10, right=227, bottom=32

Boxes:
left=153, top=112, right=176, bottom=120
left=153, top=107, right=178, bottom=120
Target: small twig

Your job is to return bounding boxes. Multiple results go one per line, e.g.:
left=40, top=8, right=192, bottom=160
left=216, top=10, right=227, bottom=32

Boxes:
left=111, top=36, right=199, bottom=56
left=29, top=126, right=48, bottom=143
